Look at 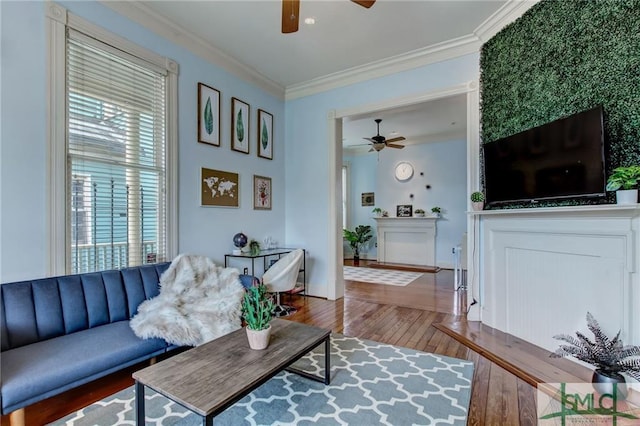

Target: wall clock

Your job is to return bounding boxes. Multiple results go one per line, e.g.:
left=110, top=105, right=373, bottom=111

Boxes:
left=394, top=162, right=414, bottom=181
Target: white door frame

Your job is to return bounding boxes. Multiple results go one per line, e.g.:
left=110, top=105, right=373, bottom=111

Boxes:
left=326, top=81, right=482, bottom=320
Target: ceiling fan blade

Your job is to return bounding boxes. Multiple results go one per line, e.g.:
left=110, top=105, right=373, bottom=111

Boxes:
left=282, top=0, right=300, bottom=34
left=368, top=147, right=374, bottom=152
left=387, top=144, right=405, bottom=149
left=385, top=136, right=406, bottom=144
left=351, top=0, right=376, bottom=8
left=363, top=137, right=377, bottom=143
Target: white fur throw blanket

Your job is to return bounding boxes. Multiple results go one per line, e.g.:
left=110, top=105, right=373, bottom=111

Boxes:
left=130, top=254, right=245, bottom=346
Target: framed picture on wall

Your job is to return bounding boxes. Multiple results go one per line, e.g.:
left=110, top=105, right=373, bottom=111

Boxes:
left=253, top=175, right=272, bottom=210
left=361, top=192, right=375, bottom=206
left=257, top=109, right=273, bottom=160
left=201, top=167, right=239, bottom=207
left=231, top=97, right=250, bottom=154
left=396, top=204, right=412, bottom=217
left=197, top=83, right=221, bottom=146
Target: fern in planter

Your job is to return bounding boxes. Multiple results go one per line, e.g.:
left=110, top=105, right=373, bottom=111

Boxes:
left=551, top=312, right=640, bottom=380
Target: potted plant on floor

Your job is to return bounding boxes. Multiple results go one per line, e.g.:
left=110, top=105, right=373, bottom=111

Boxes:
left=343, top=225, right=372, bottom=266
left=242, top=284, right=274, bottom=350
left=470, top=192, right=485, bottom=211
left=551, top=312, right=640, bottom=399
left=606, top=165, right=640, bottom=204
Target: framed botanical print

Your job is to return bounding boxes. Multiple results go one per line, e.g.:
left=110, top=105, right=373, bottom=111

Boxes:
left=231, top=97, right=250, bottom=154
left=197, top=83, right=221, bottom=146
left=257, top=109, right=273, bottom=160
left=253, top=175, right=272, bottom=210
left=201, top=167, right=239, bottom=208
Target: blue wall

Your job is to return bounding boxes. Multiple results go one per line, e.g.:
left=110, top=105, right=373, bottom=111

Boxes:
left=0, top=1, right=285, bottom=281
left=345, top=138, right=467, bottom=267
left=285, top=54, right=478, bottom=294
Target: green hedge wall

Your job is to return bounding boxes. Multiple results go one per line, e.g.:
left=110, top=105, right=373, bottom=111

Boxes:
left=480, top=0, right=640, bottom=207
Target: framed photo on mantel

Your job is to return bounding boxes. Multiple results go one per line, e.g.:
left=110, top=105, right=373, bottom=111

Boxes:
left=396, top=204, right=412, bottom=217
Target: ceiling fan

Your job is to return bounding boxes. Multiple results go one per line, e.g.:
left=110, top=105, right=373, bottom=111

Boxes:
left=364, top=119, right=406, bottom=152
left=282, top=0, right=376, bottom=34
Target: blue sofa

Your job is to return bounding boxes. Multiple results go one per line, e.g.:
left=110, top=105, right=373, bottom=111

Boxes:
left=0, top=262, right=175, bottom=419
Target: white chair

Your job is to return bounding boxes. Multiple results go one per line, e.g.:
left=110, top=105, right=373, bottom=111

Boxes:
left=262, top=249, right=304, bottom=317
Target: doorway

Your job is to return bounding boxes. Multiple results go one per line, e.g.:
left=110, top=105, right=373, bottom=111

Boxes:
left=326, top=82, right=481, bottom=317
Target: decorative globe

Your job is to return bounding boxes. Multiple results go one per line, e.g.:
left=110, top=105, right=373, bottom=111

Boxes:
left=233, top=232, right=248, bottom=249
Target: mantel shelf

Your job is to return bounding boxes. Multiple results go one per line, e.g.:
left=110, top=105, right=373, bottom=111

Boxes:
left=373, top=216, right=438, bottom=220
left=469, top=203, right=640, bottom=217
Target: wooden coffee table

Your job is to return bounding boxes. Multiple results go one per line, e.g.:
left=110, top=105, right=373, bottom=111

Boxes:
left=132, top=319, right=331, bottom=426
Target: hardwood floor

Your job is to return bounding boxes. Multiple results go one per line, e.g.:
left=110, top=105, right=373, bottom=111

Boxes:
left=2, top=266, right=538, bottom=426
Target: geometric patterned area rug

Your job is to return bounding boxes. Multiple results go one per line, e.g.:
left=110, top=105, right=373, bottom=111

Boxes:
left=50, top=335, right=474, bottom=425
left=344, top=266, right=423, bottom=286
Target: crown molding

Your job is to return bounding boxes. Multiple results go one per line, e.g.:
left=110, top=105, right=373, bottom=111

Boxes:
left=474, top=0, right=540, bottom=43
left=100, top=0, right=536, bottom=102
left=100, top=1, right=285, bottom=99
left=285, top=34, right=481, bottom=101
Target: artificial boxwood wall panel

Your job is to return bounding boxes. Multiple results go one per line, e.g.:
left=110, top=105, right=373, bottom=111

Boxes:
left=480, top=0, right=640, bottom=207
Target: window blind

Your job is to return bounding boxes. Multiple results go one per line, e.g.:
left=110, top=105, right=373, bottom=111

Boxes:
left=67, top=30, right=167, bottom=273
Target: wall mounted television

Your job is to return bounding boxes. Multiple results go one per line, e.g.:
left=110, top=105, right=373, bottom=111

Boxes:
left=483, top=106, right=607, bottom=206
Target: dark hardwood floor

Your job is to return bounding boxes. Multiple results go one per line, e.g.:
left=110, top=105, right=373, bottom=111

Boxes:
left=3, top=263, right=539, bottom=426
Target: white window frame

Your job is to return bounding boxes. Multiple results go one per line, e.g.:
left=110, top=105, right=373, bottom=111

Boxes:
left=46, top=2, right=178, bottom=275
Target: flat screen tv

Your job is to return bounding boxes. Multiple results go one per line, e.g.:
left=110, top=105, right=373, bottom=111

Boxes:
left=483, top=106, right=606, bottom=206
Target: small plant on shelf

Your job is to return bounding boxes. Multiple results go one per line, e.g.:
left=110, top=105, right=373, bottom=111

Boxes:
left=470, top=192, right=485, bottom=202
left=372, top=207, right=383, bottom=216
left=606, top=165, right=640, bottom=191
left=249, top=239, right=261, bottom=256
left=414, top=209, right=425, bottom=217
left=431, top=207, right=442, bottom=214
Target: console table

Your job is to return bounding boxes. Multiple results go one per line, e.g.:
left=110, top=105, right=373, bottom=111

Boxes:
left=224, top=248, right=306, bottom=295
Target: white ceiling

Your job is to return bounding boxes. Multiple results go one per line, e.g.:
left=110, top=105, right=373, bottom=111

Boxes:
left=117, top=1, right=532, bottom=151
left=138, top=0, right=509, bottom=88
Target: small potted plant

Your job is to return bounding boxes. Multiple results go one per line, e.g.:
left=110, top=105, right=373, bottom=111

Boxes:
left=414, top=208, right=425, bottom=217
left=470, top=191, right=485, bottom=211
left=343, top=225, right=373, bottom=266
left=372, top=207, right=383, bottom=217
left=551, top=312, right=640, bottom=398
left=606, top=165, right=640, bottom=204
left=242, top=284, right=275, bottom=350
left=249, top=239, right=261, bottom=256
left=431, top=207, right=442, bottom=218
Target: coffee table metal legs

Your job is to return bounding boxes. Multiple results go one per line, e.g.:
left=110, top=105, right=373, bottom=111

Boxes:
left=135, top=381, right=144, bottom=425
left=286, top=334, right=331, bottom=384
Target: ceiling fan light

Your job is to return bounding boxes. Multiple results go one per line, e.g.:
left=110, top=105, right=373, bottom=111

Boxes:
left=304, top=17, right=315, bottom=25
left=373, top=143, right=385, bottom=152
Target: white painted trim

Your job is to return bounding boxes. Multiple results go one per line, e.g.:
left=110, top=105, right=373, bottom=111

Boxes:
left=100, top=0, right=284, bottom=99
left=327, top=110, right=344, bottom=300
left=99, top=0, right=534, bottom=101
left=465, top=81, right=481, bottom=321
left=46, top=2, right=68, bottom=276
left=46, top=2, right=179, bottom=273
left=328, top=83, right=480, bottom=307
left=166, top=71, right=179, bottom=261
left=474, top=0, right=539, bottom=43
left=286, top=35, right=481, bottom=101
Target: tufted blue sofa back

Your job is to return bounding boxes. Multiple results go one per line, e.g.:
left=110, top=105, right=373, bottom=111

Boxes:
left=0, top=262, right=170, bottom=352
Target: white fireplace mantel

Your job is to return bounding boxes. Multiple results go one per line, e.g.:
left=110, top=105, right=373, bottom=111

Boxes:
left=374, top=217, right=437, bottom=267
left=472, top=203, right=640, bottom=351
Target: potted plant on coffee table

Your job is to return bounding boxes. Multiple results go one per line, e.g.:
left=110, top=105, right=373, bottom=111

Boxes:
left=551, top=312, right=640, bottom=398
left=242, top=284, right=274, bottom=350
left=606, top=165, right=640, bottom=204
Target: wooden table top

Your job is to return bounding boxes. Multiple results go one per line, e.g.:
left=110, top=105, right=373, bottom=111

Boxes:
left=132, top=318, right=331, bottom=417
